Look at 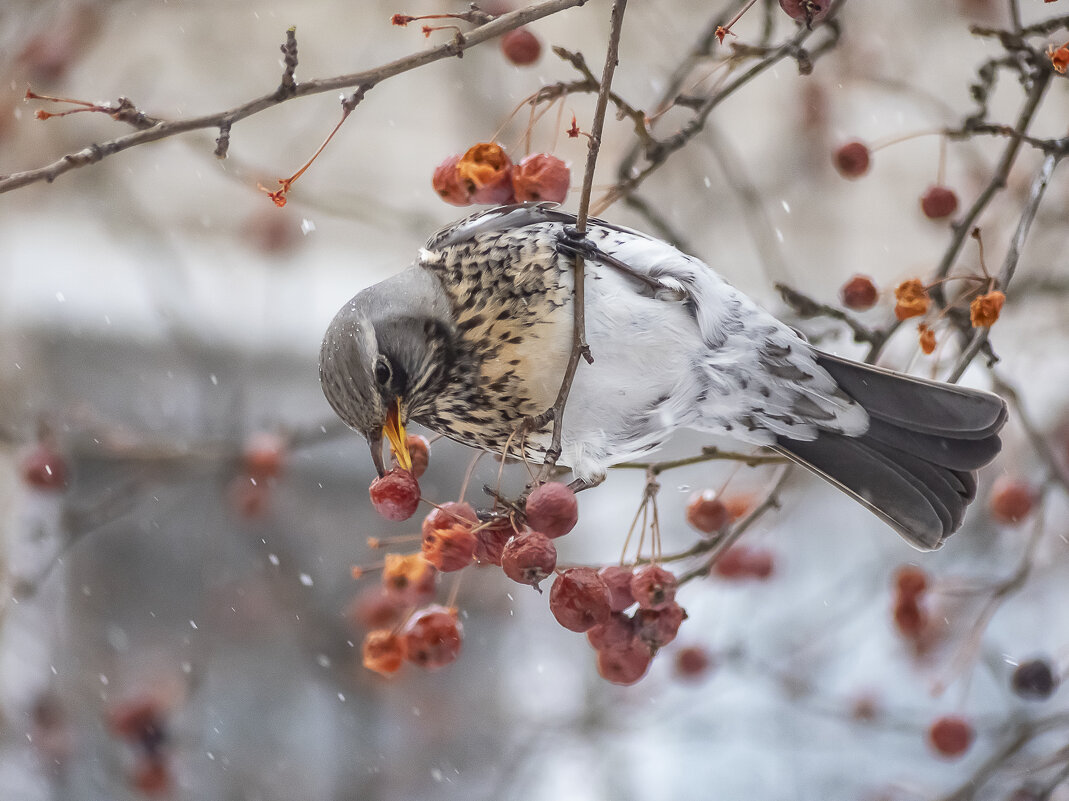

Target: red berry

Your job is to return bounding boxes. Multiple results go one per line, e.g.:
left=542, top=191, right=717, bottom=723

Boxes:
left=840, top=275, right=879, bottom=311
left=369, top=468, right=420, bottom=522
left=635, top=602, right=687, bottom=649
left=1012, top=659, right=1058, bottom=700
left=779, top=0, right=831, bottom=25
left=131, top=758, right=171, bottom=795
left=457, top=142, right=516, bottom=205
left=549, top=568, right=612, bottom=632
left=511, top=153, right=570, bottom=203
left=833, top=141, right=870, bottom=179
left=587, top=612, right=636, bottom=651
left=927, top=716, right=974, bottom=758
left=422, top=525, right=477, bottom=572
left=473, top=519, right=516, bottom=566
left=685, top=489, right=729, bottom=533
left=398, top=434, right=430, bottom=479
left=422, top=502, right=477, bottom=537
left=989, top=476, right=1034, bottom=525
left=501, top=28, right=542, bottom=65
left=401, top=605, right=462, bottom=670
left=921, top=185, right=959, bottom=220
left=432, top=154, right=472, bottom=206
left=674, top=646, right=713, bottom=680
left=20, top=442, right=68, bottom=490
left=596, top=637, right=654, bottom=685
left=630, top=564, right=678, bottom=610
left=362, top=629, right=405, bottom=676
left=501, top=531, right=557, bottom=589
left=525, top=482, right=578, bottom=538
left=242, top=432, right=286, bottom=481
left=894, top=564, right=929, bottom=601
left=598, top=565, right=636, bottom=612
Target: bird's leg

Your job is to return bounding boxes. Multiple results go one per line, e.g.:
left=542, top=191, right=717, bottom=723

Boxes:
left=566, top=475, right=604, bottom=494
left=555, top=226, right=663, bottom=293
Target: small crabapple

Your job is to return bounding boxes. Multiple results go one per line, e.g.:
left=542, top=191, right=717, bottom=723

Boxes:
left=927, top=716, right=974, bottom=758
left=833, top=141, right=870, bottom=178
left=840, top=275, right=879, bottom=311
left=596, top=637, right=654, bottom=685
left=630, top=564, right=678, bottom=610
left=598, top=565, right=636, bottom=612
left=921, top=186, right=959, bottom=220
left=989, top=477, right=1035, bottom=525
left=549, top=568, right=612, bottom=632
left=501, top=530, right=557, bottom=589
left=362, top=629, right=405, bottom=676
left=369, top=468, right=420, bottom=521
left=525, top=482, right=578, bottom=538
left=685, top=489, right=729, bottom=533
left=501, top=28, right=541, bottom=65
left=401, top=605, right=462, bottom=670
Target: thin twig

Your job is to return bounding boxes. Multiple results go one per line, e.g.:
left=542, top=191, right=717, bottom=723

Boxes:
left=535, top=0, right=628, bottom=481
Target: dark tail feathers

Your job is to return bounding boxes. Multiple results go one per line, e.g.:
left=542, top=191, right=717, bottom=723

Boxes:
left=774, top=352, right=1008, bottom=551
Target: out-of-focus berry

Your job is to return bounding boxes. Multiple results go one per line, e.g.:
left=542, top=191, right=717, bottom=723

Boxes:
left=242, top=431, right=287, bottom=481
left=1012, top=659, right=1058, bottom=700
left=549, top=568, right=612, bottom=632
left=501, top=28, right=542, bottom=65
left=362, top=629, right=405, bottom=676
left=840, top=275, right=879, bottom=311
left=347, top=586, right=408, bottom=630
left=674, top=646, right=713, bottom=680
left=131, top=758, right=171, bottom=796
left=989, top=476, right=1035, bottom=525
left=382, top=553, right=438, bottom=602
left=894, top=564, right=929, bottom=601
left=20, top=442, right=68, bottom=490
left=779, top=0, right=831, bottom=25
left=712, top=544, right=775, bottom=580
left=833, top=141, right=870, bottom=178
left=369, top=468, right=420, bottom=521
left=927, top=716, right=974, bottom=758
left=921, top=186, right=959, bottom=220
left=686, top=489, right=729, bottom=533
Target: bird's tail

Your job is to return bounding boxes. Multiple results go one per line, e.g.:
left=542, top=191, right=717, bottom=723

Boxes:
left=773, top=352, right=1008, bottom=550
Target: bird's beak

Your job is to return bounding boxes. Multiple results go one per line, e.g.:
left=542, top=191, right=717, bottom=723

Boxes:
left=368, top=428, right=387, bottom=478
left=384, top=397, right=412, bottom=472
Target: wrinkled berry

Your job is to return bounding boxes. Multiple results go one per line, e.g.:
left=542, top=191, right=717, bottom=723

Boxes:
left=596, top=638, right=653, bottom=685
left=473, top=519, right=517, bottom=566
left=432, top=154, right=472, bottom=206
left=989, top=477, right=1034, bottom=525
left=512, top=153, right=570, bottom=203
left=525, top=482, right=578, bottom=538
left=598, top=565, right=636, bottom=612
left=400, top=434, right=430, bottom=479
left=382, top=553, right=438, bottom=602
left=587, top=612, right=636, bottom=652
left=401, top=605, right=462, bottom=670
left=501, top=530, right=557, bottom=589
left=457, top=142, right=515, bottom=205
left=422, top=525, right=477, bottom=572
left=362, top=629, right=405, bottom=676
left=686, top=489, right=729, bottom=533
left=369, top=468, right=420, bottom=521
left=422, top=502, right=477, bottom=537
left=635, top=602, right=686, bottom=649
left=630, top=564, right=678, bottom=610
left=549, top=568, right=612, bottom=632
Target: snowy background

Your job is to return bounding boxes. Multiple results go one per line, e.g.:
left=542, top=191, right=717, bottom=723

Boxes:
left=2, top=1, right=1069, bottom=799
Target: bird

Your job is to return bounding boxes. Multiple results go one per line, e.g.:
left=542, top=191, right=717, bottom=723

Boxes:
left=319, top=202, right=1007, bottom=551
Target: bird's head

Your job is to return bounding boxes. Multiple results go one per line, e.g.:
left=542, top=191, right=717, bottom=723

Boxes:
left=319, top=270, right=456, bottom=476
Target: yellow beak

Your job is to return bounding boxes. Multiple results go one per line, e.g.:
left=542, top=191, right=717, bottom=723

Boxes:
left=384, top=398, right=412, bottom=472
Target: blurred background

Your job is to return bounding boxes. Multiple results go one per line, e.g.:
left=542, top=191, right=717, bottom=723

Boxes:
left=3, top=1, right=1069, bottom=799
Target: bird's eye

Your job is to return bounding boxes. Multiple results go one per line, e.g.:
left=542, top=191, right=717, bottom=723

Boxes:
left=374, top=356, right=392, bottom=386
